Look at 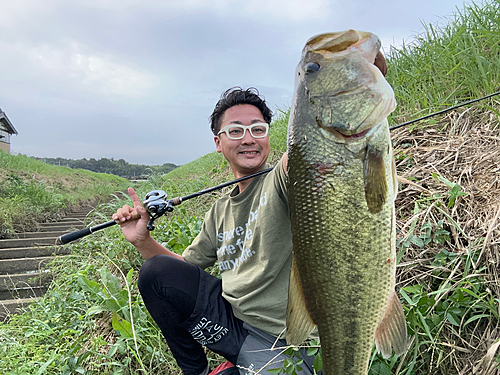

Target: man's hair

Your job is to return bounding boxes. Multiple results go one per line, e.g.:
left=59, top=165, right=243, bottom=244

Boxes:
left=209, top=87, right=273, bottom=135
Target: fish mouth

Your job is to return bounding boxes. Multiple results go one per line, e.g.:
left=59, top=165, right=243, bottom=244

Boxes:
left=338, top=128, right=371, bottom=139
left=317, top=119, right=381, bottom=143
left=316, top=117, right=378, bottom=141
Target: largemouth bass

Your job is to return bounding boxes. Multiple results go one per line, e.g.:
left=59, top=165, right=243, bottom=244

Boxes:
left=286, top=30, right=408, bottom=374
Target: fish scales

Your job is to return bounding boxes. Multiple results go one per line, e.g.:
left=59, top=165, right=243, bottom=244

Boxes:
left=286, top=30, right=407, bottom=375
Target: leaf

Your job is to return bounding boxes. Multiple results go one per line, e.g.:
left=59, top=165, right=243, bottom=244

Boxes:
left=126, top=268, right=133, bottom=286
left=410, top=235, right=424, bottom=248
left=370, top=361, right=392, bottom=375
left=417, top=310, right=434, bottom=343
left=101, top=267, right=123, bottom=295
left=446, top=312, right=460, bottom=326
left=402, top=285, right=423, bottom=295
left=313, top=353, right=323, bottom=373
left=307, top=346, right=319, bottom=356
left=112, top=310, right=133, bottom=338
left=108, top=343, right=119, bottom=357
left=399, top=289, right=415, bottom=306
left=34, top=354, right=57, bottom=375
left=463, top=314, right=490, bottom=327
left=86, top=306, right=105, bottom=316
left=266, top=368, right=283, bottom=375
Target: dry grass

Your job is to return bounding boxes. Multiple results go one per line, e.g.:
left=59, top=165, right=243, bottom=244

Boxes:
left=392, top=105, right=500, bottom=374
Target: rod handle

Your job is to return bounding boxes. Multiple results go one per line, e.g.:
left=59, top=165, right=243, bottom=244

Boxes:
left=57, top=220, right=117, bottom=245
left=57, top=227, right=92, bottom=245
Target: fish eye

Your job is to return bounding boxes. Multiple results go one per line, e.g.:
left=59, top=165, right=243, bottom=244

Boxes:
left=305, top=62, right=320, bottom=73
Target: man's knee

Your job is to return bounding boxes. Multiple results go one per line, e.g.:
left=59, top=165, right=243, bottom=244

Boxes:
left=138, top=254, right=176, bottom=293
left=138, top=254, right=200, bottom=324
left=138, top=254, right=200, bottom=298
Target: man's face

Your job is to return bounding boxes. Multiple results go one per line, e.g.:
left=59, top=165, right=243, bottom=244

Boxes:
left=214, top=104, right=271, bottom=178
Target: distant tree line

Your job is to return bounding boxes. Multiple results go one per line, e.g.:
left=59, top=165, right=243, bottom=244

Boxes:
left=34, top=157, right=178, bottom=179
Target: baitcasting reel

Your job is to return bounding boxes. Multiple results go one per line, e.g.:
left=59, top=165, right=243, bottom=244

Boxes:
left=142, top=190, right=175, bottom=231
left=57, top=168, right=273, bottom=245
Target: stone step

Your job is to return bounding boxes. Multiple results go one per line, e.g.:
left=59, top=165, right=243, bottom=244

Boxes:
left=0, top=272, right=50, bottom=290
left=39, top=218, right=83, bottom=224
left=0, top=269, right=50, bottom=301
left=39, top=218, right=85, bottom=225
left=68, top=215, right=90, bottom=220
left=0, top=256, right=57, bottom=275
left=0, top=246, right=70, bottom=260
left=14, top=231, right=68, bottom=239
left=37, top=224, right=82, bottom=232
left=48, top=213, right=88, bottom=219
left=0, top=237, right=57, bottom=249
left=0, top=203, right=103, bottom=319
left=0, top=297, right=40, bottom=321
left=59, top=217, right=86, bottom=222
left=0, top=285, right=47, bottom=300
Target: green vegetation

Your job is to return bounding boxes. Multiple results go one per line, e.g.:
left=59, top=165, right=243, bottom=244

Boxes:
left=1, top=1, right=500, bottom=374
left=0, top=151, right=130, bottom=237
left=33, top=156, right=178, bottom=179
left=386, top=0, right=500, bottom=124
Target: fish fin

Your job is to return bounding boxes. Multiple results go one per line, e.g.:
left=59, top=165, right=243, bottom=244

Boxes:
left=286, top=256, right=316, bottom=346
left=374, top=291, right=408, bottom=359
left=392, top=153, right=398, bottom=202
left=364, top=144, right=388, bottom=214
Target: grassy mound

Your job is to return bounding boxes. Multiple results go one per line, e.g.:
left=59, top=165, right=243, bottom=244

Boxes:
left=0, top=152, right=130, bottom=238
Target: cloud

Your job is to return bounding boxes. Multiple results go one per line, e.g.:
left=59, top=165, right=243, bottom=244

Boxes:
left=28, top=41, right=159, bottom=98
left=1, top=0, right=468, bottom=166
left=69, top=0, right=333, bottom=20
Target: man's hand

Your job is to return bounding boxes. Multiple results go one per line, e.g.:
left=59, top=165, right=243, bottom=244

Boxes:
left=112, top=187, right=151, bottom=246
left=374, top=50, right=388, bottom=76
left=113, top=187, right=185, bottom=261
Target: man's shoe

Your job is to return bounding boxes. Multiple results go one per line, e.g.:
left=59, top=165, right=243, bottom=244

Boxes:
left=209, top=361, right=238, bottom=375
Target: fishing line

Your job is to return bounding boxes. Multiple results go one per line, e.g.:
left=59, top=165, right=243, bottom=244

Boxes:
left=389, top=90, right=500, bottom=131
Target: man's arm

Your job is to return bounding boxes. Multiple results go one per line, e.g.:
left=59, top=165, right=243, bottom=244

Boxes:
left=113, top=187, right=185, bottom=261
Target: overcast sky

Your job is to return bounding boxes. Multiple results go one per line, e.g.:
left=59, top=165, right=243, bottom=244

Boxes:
left=1, top=0, right=470, bottom=166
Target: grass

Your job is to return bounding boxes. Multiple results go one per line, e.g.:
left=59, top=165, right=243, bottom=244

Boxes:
left=1, top=1, right=500, bottom=374
left=386, top=0, right=500, bottom=125
left=0, top=151, right=130, bottom=237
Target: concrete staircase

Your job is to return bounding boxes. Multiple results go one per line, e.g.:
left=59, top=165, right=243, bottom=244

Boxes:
left=0, top=208, right=93, bottom=320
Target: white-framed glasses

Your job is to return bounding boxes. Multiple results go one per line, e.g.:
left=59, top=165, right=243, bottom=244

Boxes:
left=217, top=123, right=269, bottom=140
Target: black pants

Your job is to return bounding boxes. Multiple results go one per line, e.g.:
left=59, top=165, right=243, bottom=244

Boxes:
left=138, top=255, right=319, bottom=375
left=138, top=255, right=248, bottom=375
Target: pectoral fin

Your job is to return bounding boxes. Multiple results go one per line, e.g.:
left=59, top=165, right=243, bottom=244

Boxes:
left=391, top=151, right=398, bottom=201
left=374, top=291, right=408, bottom=359
left=286, top=257, right=316, bottom=345
left=364, top=144, right=388, bottom=214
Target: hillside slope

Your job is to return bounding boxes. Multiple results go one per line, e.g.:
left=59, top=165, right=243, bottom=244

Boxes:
left=0, top=1, right=498, bottom=374
left=0, top=151, right=130, bottom=237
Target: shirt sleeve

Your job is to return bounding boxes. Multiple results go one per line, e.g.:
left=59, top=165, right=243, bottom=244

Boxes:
left=182, top=210, right=218, bottom=269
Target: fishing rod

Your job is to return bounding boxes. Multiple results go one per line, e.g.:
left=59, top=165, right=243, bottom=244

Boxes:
left=57, top=167, right=273, bottom=244
left=389, top=90, right=500, bottom=131
left=57, top=90, right=500, bottom=245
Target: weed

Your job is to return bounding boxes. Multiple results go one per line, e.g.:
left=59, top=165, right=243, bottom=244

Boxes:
left=2, top=1, right=500, bottom=373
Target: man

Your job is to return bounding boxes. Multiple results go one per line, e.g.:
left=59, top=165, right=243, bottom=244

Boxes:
left=114, top=87, right=313, bottom=375
left=113, top=49, right=387, bottom=375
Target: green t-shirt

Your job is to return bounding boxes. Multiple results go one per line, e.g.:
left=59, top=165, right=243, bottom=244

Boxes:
left=182, top=156, right=292, bottom=337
